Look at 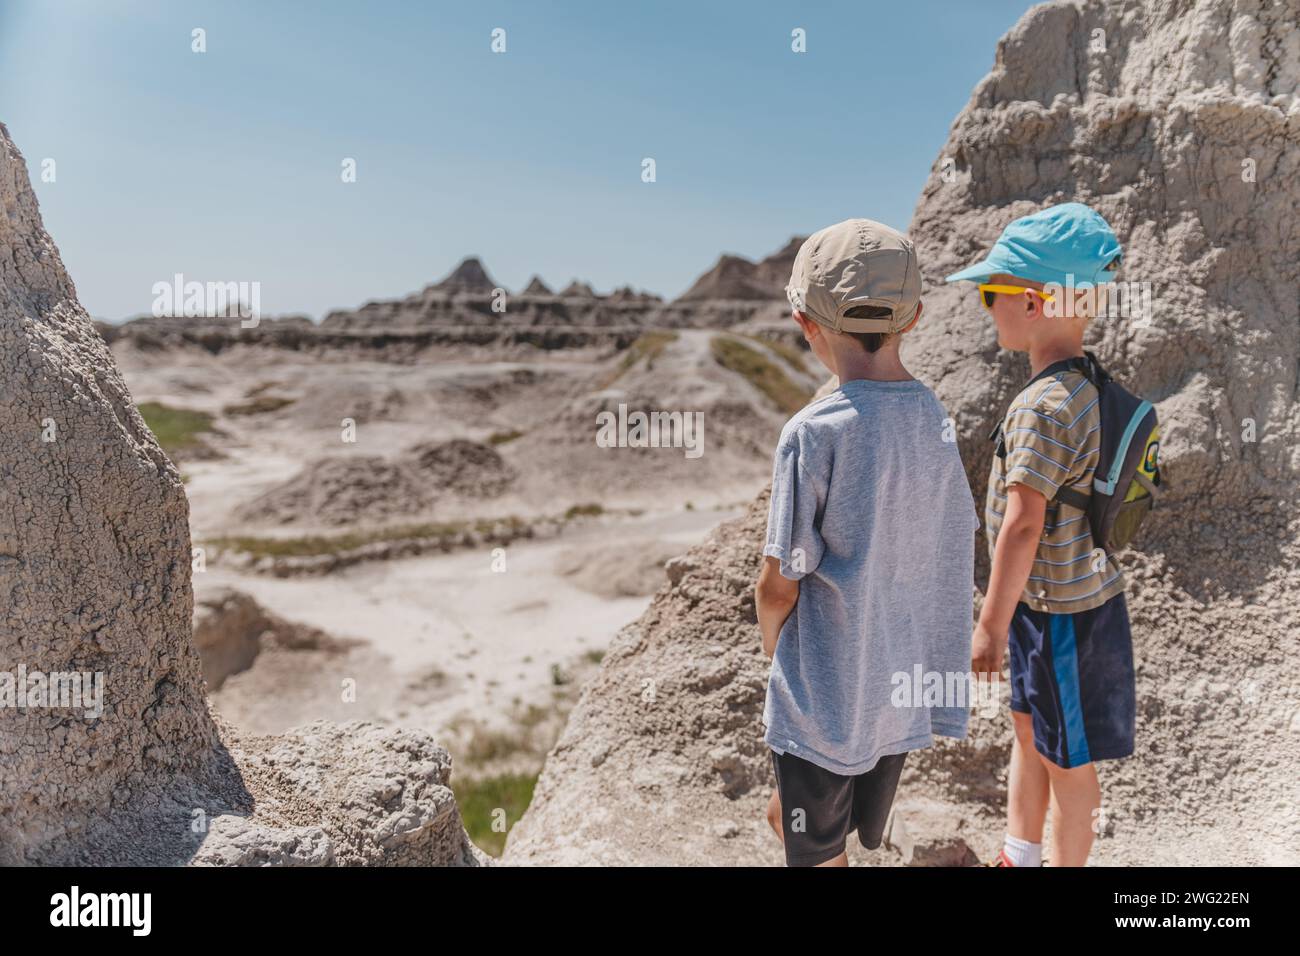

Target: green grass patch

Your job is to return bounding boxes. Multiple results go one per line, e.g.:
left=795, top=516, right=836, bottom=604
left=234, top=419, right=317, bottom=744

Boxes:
left=206, top=517, right=525, bottom=559
left=222, top=395, right=296, bottom=416
left=514, top=703, right=551, bottom=729
left=464, top=726, right=532, bottom=763
left=604, top=331, right=678, bottom=385
left=136, top=402, right=216, bottom=457
left=750, top=335, right=811, bottom=376
left=710, top=336, right=813, bottom=415
left=205, top=503, right=631, bottom=564
left=452, top=772, right=538, bottom=858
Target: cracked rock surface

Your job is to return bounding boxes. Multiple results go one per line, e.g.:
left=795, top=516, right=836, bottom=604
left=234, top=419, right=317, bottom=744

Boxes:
left=0, top=121, right=486, bottom=867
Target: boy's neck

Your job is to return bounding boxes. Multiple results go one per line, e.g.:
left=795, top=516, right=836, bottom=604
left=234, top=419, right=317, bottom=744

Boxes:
left=1028, top=337, right=1086, bottom=376
left=829, top=343, right=914, bottom=384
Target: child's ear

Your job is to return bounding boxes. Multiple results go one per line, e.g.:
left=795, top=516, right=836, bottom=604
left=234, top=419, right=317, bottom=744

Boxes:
left=1025, top=291, right=1044, bottom=319
left=898, top=302, right=923, bottom=334
left=794, top=310, right=820, bottom=340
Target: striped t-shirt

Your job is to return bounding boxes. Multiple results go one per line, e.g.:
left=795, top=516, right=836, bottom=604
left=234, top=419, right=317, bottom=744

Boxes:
left=985, top=364, right=1124, bottom=614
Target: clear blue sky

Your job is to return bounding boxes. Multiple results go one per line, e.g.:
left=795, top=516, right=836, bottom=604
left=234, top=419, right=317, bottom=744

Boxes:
left=0, top=0, right=1034, bottom=321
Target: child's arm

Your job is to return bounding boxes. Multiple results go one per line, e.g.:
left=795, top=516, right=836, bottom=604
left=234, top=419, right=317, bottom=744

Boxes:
left=972, top=483, right=1046, bottom=674
left=756, top=556, right=799, bottom=659
left=757, top=424, right=824, bottom=659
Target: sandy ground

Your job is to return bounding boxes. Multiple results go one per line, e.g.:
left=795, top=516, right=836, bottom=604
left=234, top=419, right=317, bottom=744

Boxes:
left=120, top=349, right=614, bottom=536
left=196, top=504, right=742, bottom=743
left=112, top=330, right=796, bottom=778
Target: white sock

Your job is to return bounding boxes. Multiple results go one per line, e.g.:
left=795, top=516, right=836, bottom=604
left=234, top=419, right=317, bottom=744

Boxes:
left=1003, top=834, right=1042, bottom=867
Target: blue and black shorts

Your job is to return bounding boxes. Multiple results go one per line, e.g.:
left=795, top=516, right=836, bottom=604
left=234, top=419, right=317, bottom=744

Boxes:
left=1007, top=591, right=1135, bottom=769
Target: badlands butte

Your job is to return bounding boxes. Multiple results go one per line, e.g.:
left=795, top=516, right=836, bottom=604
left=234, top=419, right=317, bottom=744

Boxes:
left=3, top=0, right=1298, bottom=866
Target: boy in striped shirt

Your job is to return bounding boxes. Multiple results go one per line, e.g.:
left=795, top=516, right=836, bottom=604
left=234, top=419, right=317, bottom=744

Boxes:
left=946, top=203, right=1135, bottom=867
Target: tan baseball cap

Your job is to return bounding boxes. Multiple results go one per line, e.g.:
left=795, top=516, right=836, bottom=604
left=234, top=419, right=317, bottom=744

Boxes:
left=785, top=218, right=921, bottom=334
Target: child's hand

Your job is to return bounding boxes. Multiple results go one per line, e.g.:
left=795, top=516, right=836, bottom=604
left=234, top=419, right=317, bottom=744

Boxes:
left=970, top=620, right=1006, bottom=676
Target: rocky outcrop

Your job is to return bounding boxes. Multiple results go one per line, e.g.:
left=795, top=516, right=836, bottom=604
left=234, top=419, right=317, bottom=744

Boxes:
left=898, top=0, right=1300, bottom=862
left=194, top=590, right=270, bottom=691
left=504, top=496, right=781, bottom=865
left=558, top=280, right=597, bottom=298
left=201, top=721, right=487, bottom=867
left=506, top=0, right=1300, bottom=865
left=608, top=285, right=663, bottom=303
left=106, top=315, right=649, bottom=355
left=0, top=122, right=486, bottom=866
left=103, top=251, right=789, bottom=345
left=675, top=235, right=805, bottom=302
left=193, top=588, right=361, bottom=690
left=434, top=256, right=499, bottom=293
left=233, top=438, right=516, bottom=527
left=0, top=117, right=217, bottom=863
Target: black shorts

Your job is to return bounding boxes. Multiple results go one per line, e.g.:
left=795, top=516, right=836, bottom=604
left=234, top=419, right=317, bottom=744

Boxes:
left=770, top=748, right=907, bottom=866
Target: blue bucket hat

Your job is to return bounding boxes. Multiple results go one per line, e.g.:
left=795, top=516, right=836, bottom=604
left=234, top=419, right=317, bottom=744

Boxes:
left=944, top=202, right=1122, bottom=289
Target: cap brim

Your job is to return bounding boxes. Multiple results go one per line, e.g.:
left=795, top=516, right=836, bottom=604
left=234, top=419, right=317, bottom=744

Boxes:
left=943, top=260, right=998, bottom=283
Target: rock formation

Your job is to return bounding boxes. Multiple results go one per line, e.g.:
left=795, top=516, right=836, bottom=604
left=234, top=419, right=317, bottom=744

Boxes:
left=676, top=254, right=773, bottom=301
left=506, top=0, right=1300, bottom=865
left=0, top=122, right=487, bottom=866
left=193, top=588, right=362, bottom=691
left=106, top=242, right=791, bottom=345
left=434, top=255, right=499, bottom=293
left=558, top=279, right=597, bottom=298
left=233, top=438, right=515, bottom=528
left=608, top=285, right=663, bottom=303
left=676, top=236, right=805, bottom=302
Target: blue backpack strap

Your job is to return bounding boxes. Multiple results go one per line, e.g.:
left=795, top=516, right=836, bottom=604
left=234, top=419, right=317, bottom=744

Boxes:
left=1095, top=400, right=1155, bottom=495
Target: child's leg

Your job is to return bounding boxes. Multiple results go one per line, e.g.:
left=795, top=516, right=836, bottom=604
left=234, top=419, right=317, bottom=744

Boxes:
left=769, top=748, right=856, bottom=866
left=1042, top=760, right=1100, bottom=866
left=1002, top=605, right=1049, bottom=866
left=1008, top=711, right=1050, bottom=842
left=765, top=790, right=784, bottom=843
left=1036, top=592, right=1131, bottom=866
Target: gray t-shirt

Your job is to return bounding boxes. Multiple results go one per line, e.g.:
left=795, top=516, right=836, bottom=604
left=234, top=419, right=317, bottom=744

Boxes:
left=761, top=377, right=978, bottom=775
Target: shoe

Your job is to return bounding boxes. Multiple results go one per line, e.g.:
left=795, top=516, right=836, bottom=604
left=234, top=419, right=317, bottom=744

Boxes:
left=984, top=849, right=1049, bottom=867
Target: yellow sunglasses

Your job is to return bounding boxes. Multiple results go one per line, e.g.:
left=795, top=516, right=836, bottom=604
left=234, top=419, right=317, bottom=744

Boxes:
left=979, top=283, right=1056, bottom=309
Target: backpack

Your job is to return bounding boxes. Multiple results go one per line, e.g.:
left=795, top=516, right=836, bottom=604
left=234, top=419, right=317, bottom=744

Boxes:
left=996, top=351, right=1162, bottom=553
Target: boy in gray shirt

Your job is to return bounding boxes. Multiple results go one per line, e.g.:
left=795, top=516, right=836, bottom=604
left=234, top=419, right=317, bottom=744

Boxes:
left=756, top=219, right=978, bottom=867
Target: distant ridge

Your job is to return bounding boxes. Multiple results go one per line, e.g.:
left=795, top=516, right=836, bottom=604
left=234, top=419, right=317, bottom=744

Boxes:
left=434, top=256, right=499, bottom=292
left=608, top=285, right=663, bottom=303
left=558, top=280, right=597, bottom=298
left=676, top=235, right=805, bottom=302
